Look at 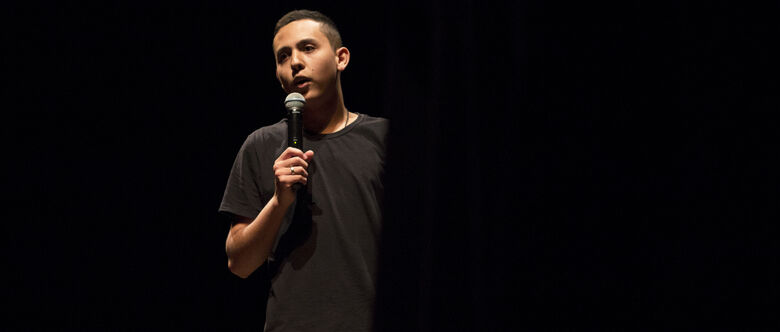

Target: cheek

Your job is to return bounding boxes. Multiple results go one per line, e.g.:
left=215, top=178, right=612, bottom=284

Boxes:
left=277, top=65, right=290, bottom=77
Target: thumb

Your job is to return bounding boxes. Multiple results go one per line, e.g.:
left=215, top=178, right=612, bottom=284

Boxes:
left=304, top=150, right=315, bottom=161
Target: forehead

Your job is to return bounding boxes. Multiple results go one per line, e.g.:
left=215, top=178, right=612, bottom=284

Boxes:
left=273, top=19, right=328, bottom=50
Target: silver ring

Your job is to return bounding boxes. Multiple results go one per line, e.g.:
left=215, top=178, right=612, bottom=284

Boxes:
left=290, top=166, right=295, bottom=175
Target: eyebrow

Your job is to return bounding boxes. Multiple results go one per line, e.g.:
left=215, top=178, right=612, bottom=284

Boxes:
left=276, top=38, right=320, bottom=57
left=296, top=38, right=318, bottom=47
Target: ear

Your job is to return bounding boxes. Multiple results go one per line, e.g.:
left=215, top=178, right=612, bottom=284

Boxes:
left=335, top=47, right=350, bottom=72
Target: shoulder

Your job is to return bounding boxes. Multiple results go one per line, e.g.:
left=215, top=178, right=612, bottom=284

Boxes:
left=353, top=114, right=389, bottom=140
left=357, top=114, right=389, bottom=130
left=233, top=119, right=288, bottom=162
left=243, top=119, right=287, bottom=147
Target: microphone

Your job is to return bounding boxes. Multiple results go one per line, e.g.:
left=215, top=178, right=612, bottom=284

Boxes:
left=285, top=93, right=305, bottom=191
left=285, top=92, right=305, bottom=150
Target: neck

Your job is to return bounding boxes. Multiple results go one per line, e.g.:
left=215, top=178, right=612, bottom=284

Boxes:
left=303, top=83, right=350, bottom=135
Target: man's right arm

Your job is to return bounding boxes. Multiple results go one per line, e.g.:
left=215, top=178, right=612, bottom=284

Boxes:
left=224, top=147, right=314, bottom=278
left=225, top=196, right=289, bottom=278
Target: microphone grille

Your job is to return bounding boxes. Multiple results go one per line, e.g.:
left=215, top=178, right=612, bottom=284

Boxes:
left=284, top=92, right=306, bottom=110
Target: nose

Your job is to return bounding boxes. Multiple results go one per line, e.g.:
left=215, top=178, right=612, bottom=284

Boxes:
left=290, top=50, right=304, bottom=74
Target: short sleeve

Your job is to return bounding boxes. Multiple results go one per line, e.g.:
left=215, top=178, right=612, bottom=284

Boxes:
left=218, top=134, right=266, bottom=221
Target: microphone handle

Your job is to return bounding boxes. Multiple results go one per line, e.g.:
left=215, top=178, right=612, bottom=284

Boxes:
left=288, top=109, right=304, bottom=191
left=288, top=109, right=303, bottom=150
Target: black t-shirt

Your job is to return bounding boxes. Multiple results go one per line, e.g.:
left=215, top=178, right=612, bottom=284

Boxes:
left=219, top=113, right=389, bottom=331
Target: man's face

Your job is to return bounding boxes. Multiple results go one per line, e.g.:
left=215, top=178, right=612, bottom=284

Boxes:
left=273, top=19, right=342, bottom=103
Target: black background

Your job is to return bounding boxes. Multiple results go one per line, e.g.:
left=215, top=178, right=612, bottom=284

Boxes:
left=4, top=0, right=778, bottom=330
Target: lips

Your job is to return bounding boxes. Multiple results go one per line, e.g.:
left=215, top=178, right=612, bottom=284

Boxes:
left=293, top=76, right=312, bottom=88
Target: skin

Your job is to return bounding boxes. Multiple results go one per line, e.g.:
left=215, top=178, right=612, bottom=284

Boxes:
left=273, top=19, right=352, bottom=134
left=225, top=19, right=355, bottom=278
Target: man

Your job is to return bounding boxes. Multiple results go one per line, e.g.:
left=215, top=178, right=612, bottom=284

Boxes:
left=219, top=9, right=388, bottom=331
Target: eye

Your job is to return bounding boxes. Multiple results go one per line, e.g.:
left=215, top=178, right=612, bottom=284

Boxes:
left=277, top=53, right=289, bottom=63
left=304, top=44, right=316, bottom=52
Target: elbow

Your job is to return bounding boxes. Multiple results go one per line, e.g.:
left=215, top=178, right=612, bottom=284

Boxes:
left=225, top=234, right=268, bottom=279
left=228, top=258, right=251, bottom=279
left=226, top=238, right=251, bottom=278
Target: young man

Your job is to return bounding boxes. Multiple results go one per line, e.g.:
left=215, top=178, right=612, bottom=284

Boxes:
left=219, top=10, right=388, bottom=331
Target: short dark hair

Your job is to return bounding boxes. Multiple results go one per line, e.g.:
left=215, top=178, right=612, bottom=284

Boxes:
left=274, top=10, right=342, bottom=50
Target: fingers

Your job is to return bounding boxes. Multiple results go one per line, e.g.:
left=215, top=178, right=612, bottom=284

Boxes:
left=277, top=175, right=308, bottom=187
left=275, top=165, right=309, bottom=178
left=273, top=148, right=315, bottom=195
left=275, top=156, right=309, bottom=170
left=277, top=147, right=303, bottom=161
left=274, top=148, right=314, bottom=172
left=276, top=147, right=314, bottom=163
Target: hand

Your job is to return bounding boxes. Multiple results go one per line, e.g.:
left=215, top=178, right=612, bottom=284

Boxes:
left=272, top=147, right=314, bottom=207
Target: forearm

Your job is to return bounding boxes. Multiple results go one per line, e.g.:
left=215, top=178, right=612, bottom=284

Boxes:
left=225, top=147, right=313, bottom=278
left=226, top=196, right=291, bottom=278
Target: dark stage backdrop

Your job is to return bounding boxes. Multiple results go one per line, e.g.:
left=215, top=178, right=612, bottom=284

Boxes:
left=5, top=0, right=777, bottom=330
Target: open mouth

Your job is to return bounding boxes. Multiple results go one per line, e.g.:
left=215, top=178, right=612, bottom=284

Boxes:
left=293, top=77, right=311, bottom=88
